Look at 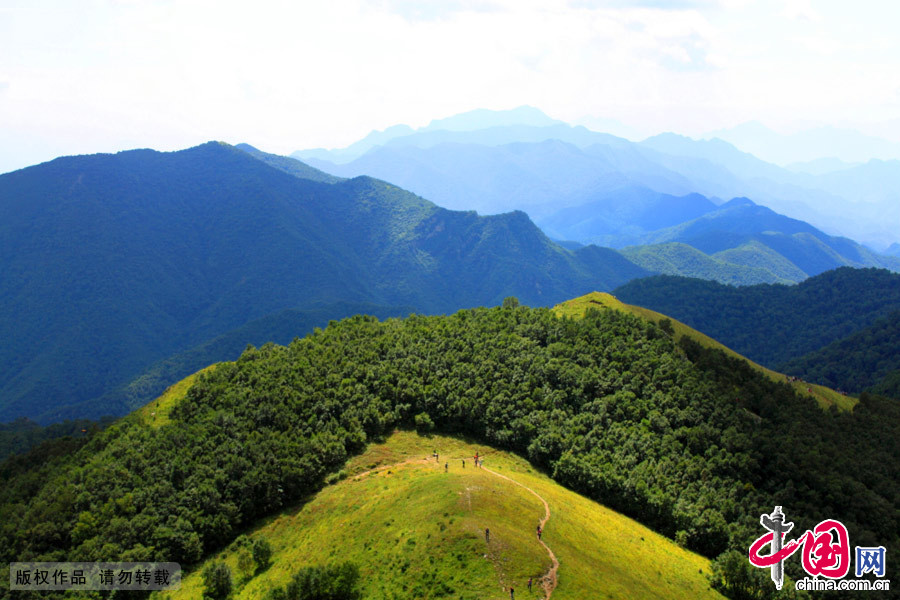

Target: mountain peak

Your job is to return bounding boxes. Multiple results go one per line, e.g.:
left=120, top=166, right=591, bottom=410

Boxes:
left=721, top=196, right=756, bottom=209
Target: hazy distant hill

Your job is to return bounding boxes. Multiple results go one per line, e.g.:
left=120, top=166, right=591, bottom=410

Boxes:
left=292, top=126, right=900, bottom=286
left=706, top=120, right=900, bottom=165
left=614, top=267, right=900, bottom=368
left=635, top=132, right=900, bottom=250
left=0, top=142, right=649, bottom=422
left=541, top=194, right=898, bottom=285
left=638, top=132, right=789, bottom=182
left=292, top=105, right=568, bottom=164
left=786, top=157, right=859, bottom=175
left=536, top=185, right=716, bottom=245
left=302, top=138, right=698, bottom=217
left=297, top=109, right=900, bottom=249
left=619, top=197, right=900, bottom=280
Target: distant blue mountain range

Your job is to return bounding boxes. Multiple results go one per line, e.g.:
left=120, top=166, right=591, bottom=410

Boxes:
left=296, top=108, right=900, bottom=251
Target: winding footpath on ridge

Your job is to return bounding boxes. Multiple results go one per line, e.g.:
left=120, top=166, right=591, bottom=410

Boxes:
left=353, top=456, right=559, bottom=599
left=482, top=465, right=559, bottom=599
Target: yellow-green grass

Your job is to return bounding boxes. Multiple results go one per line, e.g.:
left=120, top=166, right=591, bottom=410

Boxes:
left=553, top=292, right=855, bottom=411
left=132, top=364, right=220, bottom=428
left=158, top=431, right=723, bottom=600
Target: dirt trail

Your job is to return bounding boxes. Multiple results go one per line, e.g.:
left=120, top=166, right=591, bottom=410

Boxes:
left=351, top=456, right=431, bottom=480
left=352, top=454, right=559, bottom=599
left=482, top=465, right=559, bottom=599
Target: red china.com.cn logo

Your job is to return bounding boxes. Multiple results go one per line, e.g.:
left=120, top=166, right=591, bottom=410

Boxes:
left=748, top=506, right=888, bottom=592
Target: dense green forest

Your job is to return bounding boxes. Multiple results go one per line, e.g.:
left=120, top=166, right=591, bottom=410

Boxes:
left=615, top=267, right=900, bottom=367
left=0, top=417, right=114, bottom=462
left=2, top=302, right=897, bottom=598
left=779, top=311, right=900, bottom=395
left=872, top=370, right=900, bottom=399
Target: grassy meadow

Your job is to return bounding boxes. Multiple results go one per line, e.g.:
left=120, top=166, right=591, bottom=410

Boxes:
left=158, top=431, right=723, bottom=600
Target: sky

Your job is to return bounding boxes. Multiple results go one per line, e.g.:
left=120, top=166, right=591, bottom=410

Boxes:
left=2, top=0, right=900, bottom=174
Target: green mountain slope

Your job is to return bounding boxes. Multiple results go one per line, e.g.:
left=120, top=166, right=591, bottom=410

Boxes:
left=553, top=291, right=851, bottom=410
left=620, top=242, right=795, bottom=286
left=536, top=185, right=716, bottom=245
left=710, top=239, right=809, bottom=282
left=171, top=431, right=722, bottom=600
left=2, top=301, right=897, bottom=600
left=637, top=197, right=900, bottom=276
left=0, top=417, right=114, bottom=463
left=779, top=310, right=900, bottom=396
left=611, top=198, right=900, bottom=285
left=234, top=143, right=343, bottom=184
left=43, top=302, right=414, bottom=423
left=614, top=267, right=900, bottom=368
left=0, top=142, right=649, bottom=422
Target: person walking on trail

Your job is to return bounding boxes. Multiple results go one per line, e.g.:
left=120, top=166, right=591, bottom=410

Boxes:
left=509, top=586, right=515, bottom=599
left=537, top=525, right=542, bottom=540
left=527, top=577, right=532, bottom=592
left=445, top=462, right=448, bottom=472
left=462, top=459, right=465, bottom=468
left=485, top=528, right=490, bottom=543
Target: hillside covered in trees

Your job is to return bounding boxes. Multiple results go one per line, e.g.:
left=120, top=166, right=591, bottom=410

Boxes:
left=0, top=142, right=648, bottom=423
left=614, top=267, right=900, bottom=368
left=779, top=310, right=900, bottom=396
left=2, top=301, right=897, bottom=598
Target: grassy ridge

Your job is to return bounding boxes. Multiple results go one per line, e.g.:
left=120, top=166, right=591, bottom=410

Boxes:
left=553, top=292, right=855, bottom=411
left=132, top=364, right=219, bottom=429
left=163, top=431, right=722, bottom=600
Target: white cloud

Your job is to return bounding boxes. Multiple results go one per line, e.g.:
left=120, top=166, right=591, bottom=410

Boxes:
left=0, top=0, right=898, bottom=173
left=781, top=0, right=821, bottom=22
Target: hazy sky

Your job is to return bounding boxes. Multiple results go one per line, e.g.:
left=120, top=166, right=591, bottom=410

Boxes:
left=2, top=0, right=899, bottom=173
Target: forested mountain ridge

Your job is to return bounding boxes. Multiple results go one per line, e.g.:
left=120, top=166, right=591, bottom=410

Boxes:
left=779, top=310, right=900, bottom=397
left=286, top=126, right=900, bottom=286
left=1, top=299, right=896, bottom=599
left=554, top=291, right=852, bottom=410
left=0, top=142, right=649, bottom=422
left=614, top=267, right=900, bottom=368
left=234, top=143, right=343, bottom=184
